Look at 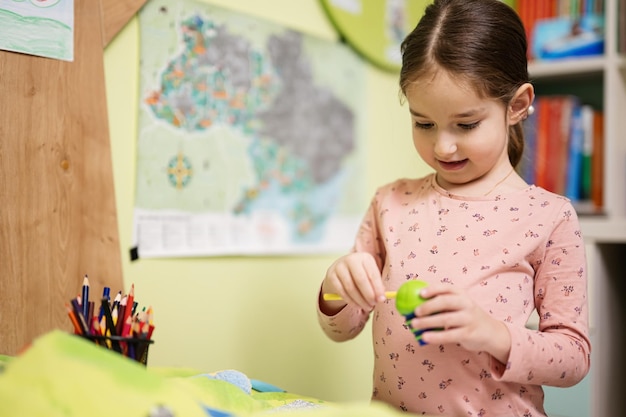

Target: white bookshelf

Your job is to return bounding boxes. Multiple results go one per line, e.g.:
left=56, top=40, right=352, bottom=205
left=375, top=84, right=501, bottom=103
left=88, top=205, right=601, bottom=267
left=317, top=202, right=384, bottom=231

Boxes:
left=529, top=0, right=626, bottom=415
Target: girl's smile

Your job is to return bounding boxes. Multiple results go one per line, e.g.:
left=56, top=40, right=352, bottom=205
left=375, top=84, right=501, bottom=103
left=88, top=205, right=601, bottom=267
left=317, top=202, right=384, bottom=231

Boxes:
left=437, top=159, right=468, bottom=171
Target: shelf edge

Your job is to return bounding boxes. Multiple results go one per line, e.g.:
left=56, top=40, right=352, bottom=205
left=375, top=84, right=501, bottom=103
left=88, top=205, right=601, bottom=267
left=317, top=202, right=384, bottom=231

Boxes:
left=529, top=56, right=606, bottom=78
left=580, top=217, right=626, bottom=243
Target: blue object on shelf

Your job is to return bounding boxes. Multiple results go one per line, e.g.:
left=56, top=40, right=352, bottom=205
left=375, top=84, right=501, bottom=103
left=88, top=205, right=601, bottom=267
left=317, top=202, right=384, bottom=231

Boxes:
left=532, top=14, right=605, bottom=60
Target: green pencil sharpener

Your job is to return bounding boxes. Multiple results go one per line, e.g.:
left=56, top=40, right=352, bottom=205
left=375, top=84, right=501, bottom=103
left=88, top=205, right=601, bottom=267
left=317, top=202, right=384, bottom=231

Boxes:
left=395, top=280, right=431, bottom=346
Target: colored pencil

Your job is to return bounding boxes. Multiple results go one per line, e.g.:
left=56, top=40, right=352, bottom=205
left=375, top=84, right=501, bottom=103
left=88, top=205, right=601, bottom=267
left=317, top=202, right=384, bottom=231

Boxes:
left=70, top=298, right=89, bottom=335
left=99, top=286, right=111, bottom=320
left=122, top=284, right=134, bottom=329
left=81, top=275, right=90, bottom=319
left=101, top=297, right=122, bottom=353
left=322, top=291, right=397, bottom=301
left=87, top=301, right=94, bottom=329
left=65, top=303, right=83, bottom=335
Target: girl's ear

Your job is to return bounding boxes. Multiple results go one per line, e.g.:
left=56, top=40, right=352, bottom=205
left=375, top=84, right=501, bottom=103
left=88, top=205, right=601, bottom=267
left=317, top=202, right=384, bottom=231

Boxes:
left=508, top=83, right=535, bottom=125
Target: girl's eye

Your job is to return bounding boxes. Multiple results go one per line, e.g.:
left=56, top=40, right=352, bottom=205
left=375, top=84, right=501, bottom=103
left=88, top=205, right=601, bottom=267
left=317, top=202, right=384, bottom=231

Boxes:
left=459, top=121, right=480, bottom=130
left=414, top=121, right=434, bottom=130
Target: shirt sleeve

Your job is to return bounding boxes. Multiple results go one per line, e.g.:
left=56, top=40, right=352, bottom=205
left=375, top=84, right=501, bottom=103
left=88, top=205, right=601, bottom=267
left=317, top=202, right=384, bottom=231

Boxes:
left=316, top=191, right=385, bottom=342
left=491, top=200, right=591, bottom=387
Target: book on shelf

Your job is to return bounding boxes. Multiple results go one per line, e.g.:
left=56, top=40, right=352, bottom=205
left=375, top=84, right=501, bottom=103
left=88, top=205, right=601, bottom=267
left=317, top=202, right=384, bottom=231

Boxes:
left=590, top=110, right=603, bottom=210
left=533, top=96, right=550, bottom=189
left=552, top=96, right=577, bottom=195
left=580, top=104, right=594, bottom=201
left=564, top=103, right=584, bottom=201
left=519, top=95, right=604, bottom=213
left=510, top=0, right=606, bottom=61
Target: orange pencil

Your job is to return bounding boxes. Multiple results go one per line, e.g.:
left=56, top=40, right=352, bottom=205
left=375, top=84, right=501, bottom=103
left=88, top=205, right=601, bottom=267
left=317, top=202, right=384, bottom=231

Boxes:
left=71, top=298, right=89, bottom=335
left=146, top=306, right=154, bottom=339
left=66, top=303, right=83, bottom=335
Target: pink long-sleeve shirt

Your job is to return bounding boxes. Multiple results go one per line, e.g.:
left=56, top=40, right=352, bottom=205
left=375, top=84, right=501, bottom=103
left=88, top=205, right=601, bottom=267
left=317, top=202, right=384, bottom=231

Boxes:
left=318, top=174, right=590, bottom=416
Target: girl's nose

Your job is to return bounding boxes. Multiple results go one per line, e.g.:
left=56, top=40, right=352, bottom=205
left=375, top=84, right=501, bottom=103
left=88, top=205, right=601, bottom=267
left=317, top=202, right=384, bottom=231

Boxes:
left=433, top=133, right=457, bottom=158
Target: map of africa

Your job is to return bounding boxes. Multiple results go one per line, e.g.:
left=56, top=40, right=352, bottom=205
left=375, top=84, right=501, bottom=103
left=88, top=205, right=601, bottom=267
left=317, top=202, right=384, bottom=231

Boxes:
left=133, top=0, right=366, bottom=257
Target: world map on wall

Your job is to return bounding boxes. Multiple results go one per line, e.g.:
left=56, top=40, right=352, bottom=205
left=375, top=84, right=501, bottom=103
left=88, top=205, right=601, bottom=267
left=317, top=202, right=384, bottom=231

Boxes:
left=133, top=0, right=366, bottom=257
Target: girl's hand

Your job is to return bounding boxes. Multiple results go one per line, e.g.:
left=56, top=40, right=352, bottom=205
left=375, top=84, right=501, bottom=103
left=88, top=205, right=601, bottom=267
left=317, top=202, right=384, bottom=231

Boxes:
left=410, top=285, right=512, bottom=364
left=320, top=252, right=385, bottom=315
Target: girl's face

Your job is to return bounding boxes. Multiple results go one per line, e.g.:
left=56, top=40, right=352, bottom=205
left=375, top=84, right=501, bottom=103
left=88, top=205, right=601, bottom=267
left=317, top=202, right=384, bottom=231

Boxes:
left=405, top=70, right=516, bottom=195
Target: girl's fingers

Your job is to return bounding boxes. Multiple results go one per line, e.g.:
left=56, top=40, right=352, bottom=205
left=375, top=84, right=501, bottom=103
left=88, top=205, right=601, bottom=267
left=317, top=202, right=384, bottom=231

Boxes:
left=323, top=253, right=385, bottom=312
left=335, top=263, right=374, bottom=311
left=411, top=310, right=459, bottom=331
left=414, top=287, right=467, bottom=317
left=362, top=257, right=386, bottom=301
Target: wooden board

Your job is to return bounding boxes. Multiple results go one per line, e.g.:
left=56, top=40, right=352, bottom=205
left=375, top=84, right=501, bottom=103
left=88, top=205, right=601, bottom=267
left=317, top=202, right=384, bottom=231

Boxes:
left=101, top=0, right=148, bottom=46
left=0, top=0, right=143, bottom=355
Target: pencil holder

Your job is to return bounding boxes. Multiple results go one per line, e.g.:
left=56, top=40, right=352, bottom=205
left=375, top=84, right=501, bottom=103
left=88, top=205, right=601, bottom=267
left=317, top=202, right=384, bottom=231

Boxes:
left=80, top=334, right=154, bottom=365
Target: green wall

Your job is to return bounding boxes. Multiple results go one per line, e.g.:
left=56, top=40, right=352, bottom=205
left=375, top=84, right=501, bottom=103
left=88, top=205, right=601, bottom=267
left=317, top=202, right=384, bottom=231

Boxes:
left=104, top=0, right=429, bottom=402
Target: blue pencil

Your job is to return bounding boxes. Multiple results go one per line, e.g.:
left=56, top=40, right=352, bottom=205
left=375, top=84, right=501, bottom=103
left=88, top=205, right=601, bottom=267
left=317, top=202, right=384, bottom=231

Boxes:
left=99, top=286, right=111, bottom=320
left=81, top=275, right=90, bottom=320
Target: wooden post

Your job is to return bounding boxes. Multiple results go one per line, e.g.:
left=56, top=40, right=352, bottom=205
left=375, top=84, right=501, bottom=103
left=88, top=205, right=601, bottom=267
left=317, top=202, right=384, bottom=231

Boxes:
left=0, top=0, right=146, bottom=355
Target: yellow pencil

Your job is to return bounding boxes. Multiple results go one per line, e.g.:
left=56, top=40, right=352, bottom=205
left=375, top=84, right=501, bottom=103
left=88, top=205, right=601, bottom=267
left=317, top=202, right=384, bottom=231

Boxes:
left=323, top=291, right=397, bottom=301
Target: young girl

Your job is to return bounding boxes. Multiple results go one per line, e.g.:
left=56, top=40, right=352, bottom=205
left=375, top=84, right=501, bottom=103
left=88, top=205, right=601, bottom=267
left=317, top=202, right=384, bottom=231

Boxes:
left=317, top=0, right=591, bottom=415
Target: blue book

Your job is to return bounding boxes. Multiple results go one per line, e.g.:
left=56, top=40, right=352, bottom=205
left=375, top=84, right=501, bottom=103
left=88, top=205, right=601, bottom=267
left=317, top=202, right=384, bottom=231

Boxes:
left=564, top=103, right=584, bottom=201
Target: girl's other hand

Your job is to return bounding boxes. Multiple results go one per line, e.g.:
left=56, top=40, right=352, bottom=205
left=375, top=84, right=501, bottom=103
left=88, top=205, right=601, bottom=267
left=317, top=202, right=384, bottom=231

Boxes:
left=410, top=285, right=512, bottom=364
left=320, top=252, right=385, bottom=315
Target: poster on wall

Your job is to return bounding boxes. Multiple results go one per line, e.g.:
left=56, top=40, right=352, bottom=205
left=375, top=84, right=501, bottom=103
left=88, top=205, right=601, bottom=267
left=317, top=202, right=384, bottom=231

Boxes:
left=132, top=0, right=367, bottom=258
left=0, top=0, right=74, bottom=61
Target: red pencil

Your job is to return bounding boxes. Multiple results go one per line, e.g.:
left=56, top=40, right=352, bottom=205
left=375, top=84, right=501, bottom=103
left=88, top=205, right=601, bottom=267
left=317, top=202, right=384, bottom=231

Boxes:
left=121, top=314, right=132, bottom=338
left=122, top=284, right=134, bottom=329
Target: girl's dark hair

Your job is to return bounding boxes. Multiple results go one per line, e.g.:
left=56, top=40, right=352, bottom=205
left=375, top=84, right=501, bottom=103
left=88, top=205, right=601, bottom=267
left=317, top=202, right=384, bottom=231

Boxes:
left=399, top=0, right=529, bottom=167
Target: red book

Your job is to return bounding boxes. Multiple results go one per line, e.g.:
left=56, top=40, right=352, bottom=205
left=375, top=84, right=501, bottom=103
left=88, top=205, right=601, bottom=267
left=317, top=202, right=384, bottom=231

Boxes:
left=591, top=111, right=604, bottom=210
left=544, top=96, right=564, bottom=194
left=537, top=0, right=550, bottom=19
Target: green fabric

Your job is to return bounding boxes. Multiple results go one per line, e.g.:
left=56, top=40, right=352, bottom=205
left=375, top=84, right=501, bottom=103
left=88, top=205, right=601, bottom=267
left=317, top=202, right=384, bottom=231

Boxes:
left=0, top=330, right=408, bottom=417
